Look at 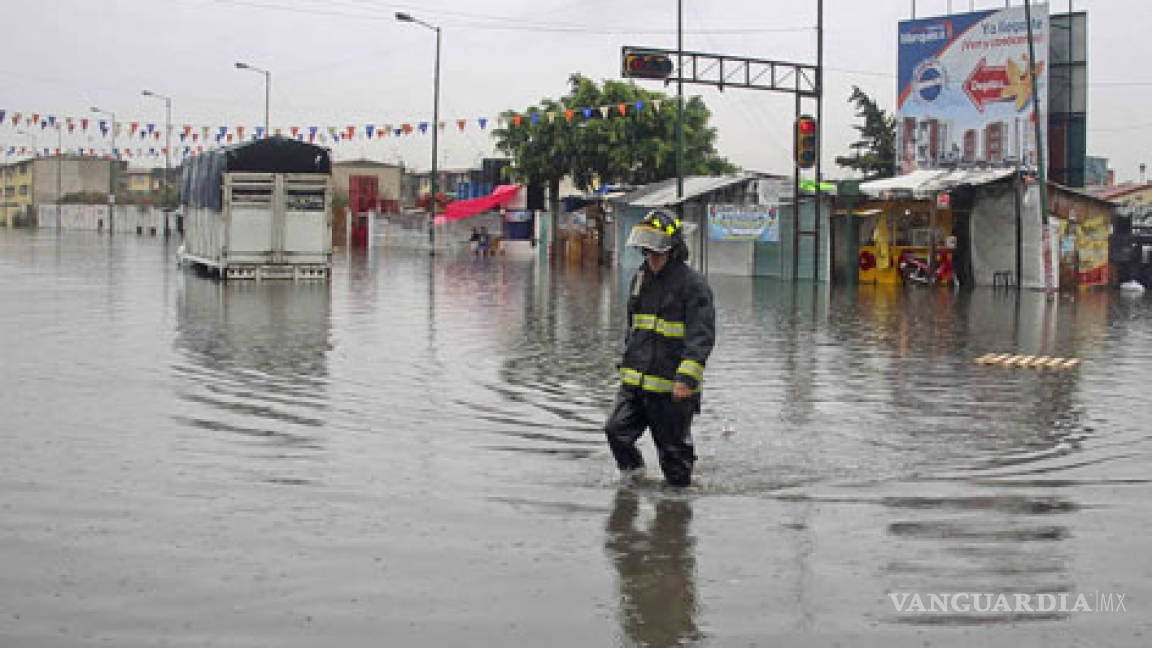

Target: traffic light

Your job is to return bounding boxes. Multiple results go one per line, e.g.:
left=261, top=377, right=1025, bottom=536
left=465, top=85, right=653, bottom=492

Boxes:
left=795, top=115, right=817, bottom=169
left=622, top=49, right=673, bottom=80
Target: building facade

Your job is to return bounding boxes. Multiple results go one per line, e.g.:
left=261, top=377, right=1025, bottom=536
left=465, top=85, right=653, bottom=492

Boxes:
left=331, top=160, right=403, bottom=212
left=1, top=156, right=130, bottom=225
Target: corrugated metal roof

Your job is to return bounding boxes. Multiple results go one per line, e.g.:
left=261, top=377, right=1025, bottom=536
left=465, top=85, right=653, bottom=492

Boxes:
left=617, top=174, right=758, bottom=207
left=859, top=168, right=1015, bottom=198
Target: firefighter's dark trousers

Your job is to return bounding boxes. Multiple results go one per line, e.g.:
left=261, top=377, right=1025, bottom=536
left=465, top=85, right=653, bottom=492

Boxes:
left=604, top=388, right=697, bottom=487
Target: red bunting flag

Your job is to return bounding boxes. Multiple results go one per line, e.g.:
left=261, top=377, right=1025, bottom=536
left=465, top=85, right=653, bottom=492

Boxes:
left=130, top=122, right=138, bottom=135
left=346, top=125, right=355, bottom=139
left=617, top=103, right=627, bottom=117
left=402, top=123, right=412, bottom=134
left=11, top=112, right=20, bottom=125
left=456, top=119, right=466, bottom=131
left=291, top=126, right=299, bottom=137
left=31, top=113, right=39, bottom=124
left=513, top=114, right=522, bottom=127
left=236, top=126, right=245, bottom=139
left=183, top=125, right=192, bottom=136
left=565, top=109, right=574, bottom=122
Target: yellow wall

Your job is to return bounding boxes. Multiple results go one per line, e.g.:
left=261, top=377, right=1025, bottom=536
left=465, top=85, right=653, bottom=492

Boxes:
left=857, top=201, right=954, bottom=284
left=2, top=160, right=34, bottom=226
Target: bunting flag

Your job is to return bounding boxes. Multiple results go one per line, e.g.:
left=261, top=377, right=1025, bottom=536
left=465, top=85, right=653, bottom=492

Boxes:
left=0, top=110, right=5, bottom=125
left=456, top=119, right=466, bottom=131
left=237, top=126, right=245, bottom=139
left=513, top=114, right=522, bottom=127
left=598, top=106, right=609, bottom=118
left=418, top=122, right=428, bottom=133
left=617, top=103, right=627, bottom=116
left=346, top=125, right=355, bottom=139
left=291, top=126, right=300, bottom=137
left=478, top=117, right=488, bottom=130
left=254, top=126, right=264, bottom=139
left=582, top=108, right=592, bottom=120
left=129, top=122, right=138, bottom=136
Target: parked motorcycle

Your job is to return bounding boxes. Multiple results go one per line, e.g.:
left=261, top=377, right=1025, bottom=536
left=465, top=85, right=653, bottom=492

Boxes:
left=898, top=250, right=955, bottom=287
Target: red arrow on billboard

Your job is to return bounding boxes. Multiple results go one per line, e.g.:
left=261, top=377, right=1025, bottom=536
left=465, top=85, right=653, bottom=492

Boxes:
left=963, top=57, right=1010, bottom=112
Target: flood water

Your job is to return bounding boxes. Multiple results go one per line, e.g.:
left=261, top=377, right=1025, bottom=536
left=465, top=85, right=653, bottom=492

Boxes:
left=2, top=229, right=1150, bottom=647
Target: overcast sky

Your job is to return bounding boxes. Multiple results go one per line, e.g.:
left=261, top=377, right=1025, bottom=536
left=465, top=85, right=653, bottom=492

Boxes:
left=2, top=0, right=1148, bottom=183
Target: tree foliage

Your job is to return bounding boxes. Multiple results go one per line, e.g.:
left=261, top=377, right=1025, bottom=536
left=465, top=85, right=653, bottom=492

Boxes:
left=493, top=73, right=737, bottom=192
left=835, top=86, right=896, bottom=179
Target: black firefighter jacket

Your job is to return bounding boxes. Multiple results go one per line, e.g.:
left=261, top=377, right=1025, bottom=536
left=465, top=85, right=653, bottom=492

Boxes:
left=619, top=258, right=716, bottom=397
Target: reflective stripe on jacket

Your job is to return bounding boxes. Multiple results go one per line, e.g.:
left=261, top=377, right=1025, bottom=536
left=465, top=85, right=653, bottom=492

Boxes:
left=619, top=258, right=715, bottom=395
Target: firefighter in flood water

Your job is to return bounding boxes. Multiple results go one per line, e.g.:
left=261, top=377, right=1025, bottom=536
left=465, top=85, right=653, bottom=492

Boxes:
left=605, top=209, right=715, bottom=487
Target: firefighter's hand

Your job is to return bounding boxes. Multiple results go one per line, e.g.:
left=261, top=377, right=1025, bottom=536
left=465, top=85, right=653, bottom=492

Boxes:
left=672, top=382, right=693, bottom=401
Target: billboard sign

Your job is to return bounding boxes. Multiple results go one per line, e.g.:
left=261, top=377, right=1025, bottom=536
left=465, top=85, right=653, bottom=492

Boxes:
left=897, top=5, right=1048, bottom=173
left=708, top=203, right=779, bottom=242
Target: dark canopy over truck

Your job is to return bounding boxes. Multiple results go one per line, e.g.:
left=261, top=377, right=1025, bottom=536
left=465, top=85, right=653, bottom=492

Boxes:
left=181, top=137, right=332, bottom=210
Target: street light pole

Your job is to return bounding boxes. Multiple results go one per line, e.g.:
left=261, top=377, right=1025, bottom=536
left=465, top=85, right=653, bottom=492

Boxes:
left=235, top=62, right=271, bottom=135
left=396, top=11, right=441, bottom=256
left=143, top=89, right=173, bottom=236
left=91, top=106, right=117, bottom=234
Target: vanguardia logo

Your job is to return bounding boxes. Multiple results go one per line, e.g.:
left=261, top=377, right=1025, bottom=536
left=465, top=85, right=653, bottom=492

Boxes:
left=890, top=592, right=1127, bottom=614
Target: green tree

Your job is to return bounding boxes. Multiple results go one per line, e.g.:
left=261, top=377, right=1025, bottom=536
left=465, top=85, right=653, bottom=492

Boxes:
left=835, top=86, right=896, bottom=179
left=493, top=73, right=737, bottom=195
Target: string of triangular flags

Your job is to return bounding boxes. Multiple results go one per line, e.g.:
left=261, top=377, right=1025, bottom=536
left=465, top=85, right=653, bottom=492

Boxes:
left=0, top=99, right=668, bottom=161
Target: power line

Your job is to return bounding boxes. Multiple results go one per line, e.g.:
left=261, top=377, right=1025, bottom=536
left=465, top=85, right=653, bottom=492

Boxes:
left=210, top=0, right=813, bottom=34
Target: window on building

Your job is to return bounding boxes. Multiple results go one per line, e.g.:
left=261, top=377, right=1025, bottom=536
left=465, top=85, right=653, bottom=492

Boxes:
left=19, top=185, right=28, bottom=196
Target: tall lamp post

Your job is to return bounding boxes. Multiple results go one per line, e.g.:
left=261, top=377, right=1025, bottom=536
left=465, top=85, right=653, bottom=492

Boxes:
left=395, top=11, right=441, bottom=256
left=235, top=61, right=270, bottom=136
left=142, top=89, right=172, bottom=236
left=90, top=106, right=117, bottom=234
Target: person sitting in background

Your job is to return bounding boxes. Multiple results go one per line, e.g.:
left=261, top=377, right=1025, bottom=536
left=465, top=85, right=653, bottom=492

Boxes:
left=468, top=227, right=481, bottom=254
left=477, top=226, right=491, bottom=256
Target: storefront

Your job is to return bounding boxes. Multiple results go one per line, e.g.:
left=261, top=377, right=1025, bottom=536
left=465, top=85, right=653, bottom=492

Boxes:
left=853, top=169, right=1059, bottom=290
left=1048, top=184, right=1114, bottom=288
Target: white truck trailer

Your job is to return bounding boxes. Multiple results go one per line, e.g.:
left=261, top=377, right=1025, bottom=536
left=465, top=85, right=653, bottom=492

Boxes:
left=180, top=138, right=332, bottom=280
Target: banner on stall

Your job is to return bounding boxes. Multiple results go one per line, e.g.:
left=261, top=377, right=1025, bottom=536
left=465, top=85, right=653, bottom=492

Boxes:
left=707, top=203, right=779, bottom=242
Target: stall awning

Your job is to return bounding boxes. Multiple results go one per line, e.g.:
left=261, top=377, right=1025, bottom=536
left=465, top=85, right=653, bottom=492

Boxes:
left=859, top=168, right=1015, bottom=199
left=441, top=184, right=520, bottom=221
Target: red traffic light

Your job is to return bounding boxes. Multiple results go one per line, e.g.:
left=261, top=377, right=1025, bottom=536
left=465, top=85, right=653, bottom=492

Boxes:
left=794, top=115, right=817, bottom=169
left=622, top=48, right=674, bottom=80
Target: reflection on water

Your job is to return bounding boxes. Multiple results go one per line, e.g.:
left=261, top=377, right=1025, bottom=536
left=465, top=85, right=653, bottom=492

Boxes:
left=172, top=278, right=332, bottom=485
left=605, top=489, right=700, bottom=647
left=2, top=230, right=1150, bottom=645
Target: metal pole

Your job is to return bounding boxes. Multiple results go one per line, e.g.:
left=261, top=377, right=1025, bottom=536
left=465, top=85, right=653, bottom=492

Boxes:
left=264, top=70, right=270, bottom=136
left=815, top=0, right=823, bottom=281
left=1024, top=0, right=1054, bottom=292
left=164, top=96, right=171, bottom=234
left=430, top=25, right=441, bottom=256
left=676, top=0, right=684, bottom=203
left=56, top=124, right=62, bottom=230
left=912, top=0, right=916, bottom=19
left=109, top=112, right=116, bottom=235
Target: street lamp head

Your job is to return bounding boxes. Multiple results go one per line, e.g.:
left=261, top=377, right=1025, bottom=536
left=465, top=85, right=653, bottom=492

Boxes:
left=395, top=11, right=414, bottom=22
left=142, top=90, right=154, bottom=97
left=235, top=61, right=249, bottom=69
